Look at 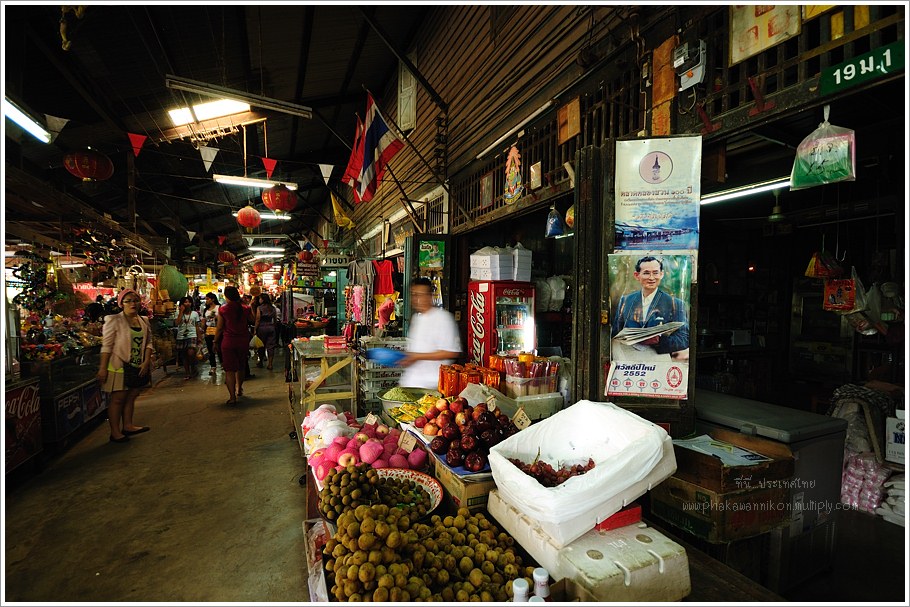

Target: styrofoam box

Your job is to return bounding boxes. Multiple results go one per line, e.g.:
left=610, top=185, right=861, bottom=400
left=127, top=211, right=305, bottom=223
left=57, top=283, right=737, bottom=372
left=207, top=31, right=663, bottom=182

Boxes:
left=513, top=269, right=532, bottom=282
left=469, top=253, right=513, bottom=268
left=492, top=434, right=677, bottom=548
left=471, top=267, right=511, bottom=281
left=487, top=490, right=691, bottom=601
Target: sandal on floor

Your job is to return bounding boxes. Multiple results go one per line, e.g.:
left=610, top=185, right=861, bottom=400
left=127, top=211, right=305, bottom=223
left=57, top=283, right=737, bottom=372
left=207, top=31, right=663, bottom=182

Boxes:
left=225, top=398, right=237, bottom=405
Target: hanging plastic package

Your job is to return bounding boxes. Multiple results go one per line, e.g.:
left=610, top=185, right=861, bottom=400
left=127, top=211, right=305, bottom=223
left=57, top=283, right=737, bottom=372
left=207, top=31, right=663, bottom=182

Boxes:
left=564, top=204, right=575, bottom=229
left=790, top=105, right=856, bottom=190
left=544, top=205, right=564, bottom=238
left=805, top=249, right=844, bottom=278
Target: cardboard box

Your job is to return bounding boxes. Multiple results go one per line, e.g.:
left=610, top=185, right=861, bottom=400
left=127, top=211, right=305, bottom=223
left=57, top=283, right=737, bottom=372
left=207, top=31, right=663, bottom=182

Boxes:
left=672, top=426, right=795, bottom=493
left=650, top=475, right=790, bottom=543
left=432, top=454, right=496, bottom=512
left=885, top=416, right=905, bottom=464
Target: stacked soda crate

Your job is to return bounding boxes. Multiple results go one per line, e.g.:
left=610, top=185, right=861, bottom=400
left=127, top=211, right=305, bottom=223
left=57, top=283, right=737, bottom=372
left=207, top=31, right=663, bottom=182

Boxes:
left=357, top=338, right=408, bottom=414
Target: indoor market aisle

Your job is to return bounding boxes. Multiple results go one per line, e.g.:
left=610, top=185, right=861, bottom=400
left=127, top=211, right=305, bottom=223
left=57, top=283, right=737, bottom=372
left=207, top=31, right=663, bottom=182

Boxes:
left=3, top=350, right=309, bottom=602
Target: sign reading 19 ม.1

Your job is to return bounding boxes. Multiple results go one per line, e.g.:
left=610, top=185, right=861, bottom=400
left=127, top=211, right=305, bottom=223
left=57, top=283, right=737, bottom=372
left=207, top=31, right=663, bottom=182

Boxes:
left=819, top=41, right=903, bottom=96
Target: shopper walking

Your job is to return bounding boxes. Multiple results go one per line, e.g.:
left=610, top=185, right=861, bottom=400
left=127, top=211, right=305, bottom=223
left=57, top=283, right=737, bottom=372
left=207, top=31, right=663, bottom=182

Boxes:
left=96, top=289, right=154, bottom=443
left=215, top=286, right=254, bottom=404
left=175, top=296, right=203, bottom=379
left=201, top=292, right=220, bottom=374
left=255, top=293, right=278, bottom=370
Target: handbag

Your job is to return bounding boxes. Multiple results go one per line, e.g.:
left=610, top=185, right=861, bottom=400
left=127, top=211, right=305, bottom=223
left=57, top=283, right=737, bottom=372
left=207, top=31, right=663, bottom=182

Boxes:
left=122, top=362, right=150, bottom=389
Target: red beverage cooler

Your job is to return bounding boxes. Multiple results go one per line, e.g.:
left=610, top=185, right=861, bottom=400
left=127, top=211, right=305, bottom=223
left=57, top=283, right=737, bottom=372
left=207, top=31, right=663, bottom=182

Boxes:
left=467, top=280, right=535, bottom=367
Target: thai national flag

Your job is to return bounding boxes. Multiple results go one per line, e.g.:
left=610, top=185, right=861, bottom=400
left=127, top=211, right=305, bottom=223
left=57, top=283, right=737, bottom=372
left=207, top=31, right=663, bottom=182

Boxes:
left=342, top=115, right=364, bottom=197
left=353, top=93, right=403, bottom=204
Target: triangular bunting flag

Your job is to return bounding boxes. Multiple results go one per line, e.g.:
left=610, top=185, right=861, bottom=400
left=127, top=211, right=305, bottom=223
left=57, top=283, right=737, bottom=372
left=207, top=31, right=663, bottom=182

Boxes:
left=217, top=235, right=227, bottom=246
left=199, top=146, right=218, bottom=173
left=186, top=231, right=196, bottom=241
left=262, top=157, right=278, bottom=179
left=319, top=164, right=333, bottom=185
left=45, top=114, right=70, bottom=143
left=127, top=132, right=147, bottom=157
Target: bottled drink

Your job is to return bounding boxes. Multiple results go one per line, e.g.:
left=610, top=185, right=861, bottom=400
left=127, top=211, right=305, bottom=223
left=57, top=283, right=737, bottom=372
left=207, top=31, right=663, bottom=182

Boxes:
left=533, top=567, right=550, bottom=600
left=529, top=597, right=546, bottom=603
left=511, top=577, right=529, bottom=602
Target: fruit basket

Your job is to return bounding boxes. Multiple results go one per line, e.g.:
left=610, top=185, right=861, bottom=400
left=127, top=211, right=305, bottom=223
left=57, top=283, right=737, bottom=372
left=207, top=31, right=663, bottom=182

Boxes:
left=377, top=467, right=443, bottom=517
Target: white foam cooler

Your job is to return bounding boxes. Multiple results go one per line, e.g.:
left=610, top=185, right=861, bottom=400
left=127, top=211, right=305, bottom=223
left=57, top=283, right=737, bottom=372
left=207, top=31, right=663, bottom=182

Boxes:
left=488, top=490, right=691, bottom=601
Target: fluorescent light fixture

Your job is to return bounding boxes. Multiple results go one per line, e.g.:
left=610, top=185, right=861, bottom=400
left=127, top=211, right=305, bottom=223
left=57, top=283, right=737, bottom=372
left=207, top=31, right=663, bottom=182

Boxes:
left=60, top=263, right=86, bottom=269
left=3, top=97, right=51, bottom=143
left=165, top=74, right=313, bottom=120
left=248, top=246, right=285, bottom=252
left=700, top=177, right=791, bottom=205
left=554, top=232, right=575, bottom=239
left=476, top=99, right=556, bottom=160
left=231, top=211, right=292, bottom=221
left=215, top=174, right=298, bottom=190
left=251, top=253, right=285, bottom=259
left=168, top=99, right=251, bottom=127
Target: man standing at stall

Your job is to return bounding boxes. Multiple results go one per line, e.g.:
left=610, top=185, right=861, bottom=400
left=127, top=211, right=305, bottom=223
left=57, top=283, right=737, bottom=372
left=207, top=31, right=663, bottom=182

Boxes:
left=399, top=277, right=461, bottom=390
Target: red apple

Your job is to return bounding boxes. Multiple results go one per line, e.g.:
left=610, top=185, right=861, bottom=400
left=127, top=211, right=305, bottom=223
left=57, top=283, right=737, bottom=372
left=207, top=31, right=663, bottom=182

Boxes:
left=422, top=422, right=439, bottom=436
left=424, top=407, right=439, bottom=421
left=375, top=424, right=391, bottom=438
left=471, top=404, right=487, bottom=421
left=446, top=447, right=465, bottom=468
left=437, top=412, right=453, bottom=429
left=435, top=397, right=450, bottom=412
left=449, top=399, right=464, bottom=414
left=454, top=412, right=469, bottom=427
left=429, top=436, right=450, bottom=454
left=413, top=415, right=428, bottom=428
left=464, top=452, right=488, bottom=472
left=441, top=424, right=461, bottom=441
left=460, top=435, right=478, bottom=452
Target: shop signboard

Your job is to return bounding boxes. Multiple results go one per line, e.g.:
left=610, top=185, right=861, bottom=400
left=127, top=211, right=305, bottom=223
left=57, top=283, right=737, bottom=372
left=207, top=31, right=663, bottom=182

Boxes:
left=296, top=261, right=319, bottom=278
left=319, top=254, right=350, bottom=268
left=5, top=378, right=43, bottom=473
left=418, top=240, right=445, bottom=270
left=819, top=41, right=904, bottom=96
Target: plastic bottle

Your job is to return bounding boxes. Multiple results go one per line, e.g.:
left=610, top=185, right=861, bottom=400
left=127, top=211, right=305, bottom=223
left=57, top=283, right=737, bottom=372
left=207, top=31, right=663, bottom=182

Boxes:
left=533, top=567, right=551, bottom=600
left=529, top=597, right=546, bottom=603
left=511, top=577, right=529, bottom=602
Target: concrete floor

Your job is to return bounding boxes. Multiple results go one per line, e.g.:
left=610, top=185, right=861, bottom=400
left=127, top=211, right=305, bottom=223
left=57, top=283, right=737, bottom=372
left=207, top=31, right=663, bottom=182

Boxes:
left=3, top=351, right=309, bottom=602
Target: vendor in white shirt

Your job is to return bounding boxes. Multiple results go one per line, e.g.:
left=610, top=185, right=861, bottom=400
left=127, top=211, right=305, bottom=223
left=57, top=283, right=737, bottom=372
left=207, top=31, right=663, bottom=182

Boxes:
left=398, top=277, right=461, bottom=390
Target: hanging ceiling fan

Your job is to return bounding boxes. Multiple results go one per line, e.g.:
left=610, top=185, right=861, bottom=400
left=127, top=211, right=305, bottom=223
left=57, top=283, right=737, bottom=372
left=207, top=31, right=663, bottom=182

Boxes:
left=715, top=189, right=789, bottom=226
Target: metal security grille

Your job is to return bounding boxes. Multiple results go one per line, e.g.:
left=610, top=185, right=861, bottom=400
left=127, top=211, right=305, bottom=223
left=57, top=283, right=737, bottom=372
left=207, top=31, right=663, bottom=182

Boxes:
left=679, top=5, right=905, bottom=135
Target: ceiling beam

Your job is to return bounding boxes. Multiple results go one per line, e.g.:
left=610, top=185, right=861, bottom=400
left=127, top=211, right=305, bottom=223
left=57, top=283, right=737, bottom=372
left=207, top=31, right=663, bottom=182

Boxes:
left=5, top=164, right=171, bottom=263
left=321, top=10, right=371, bottom=152
left=26, top=26, right=126, bottom=134
left=288, top=6, right=315, bottom=158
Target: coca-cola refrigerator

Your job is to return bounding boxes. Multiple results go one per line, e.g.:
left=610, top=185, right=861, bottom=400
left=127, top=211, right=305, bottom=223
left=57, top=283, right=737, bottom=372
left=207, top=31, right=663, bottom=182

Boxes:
left=467, top=280, right=535, bottom=367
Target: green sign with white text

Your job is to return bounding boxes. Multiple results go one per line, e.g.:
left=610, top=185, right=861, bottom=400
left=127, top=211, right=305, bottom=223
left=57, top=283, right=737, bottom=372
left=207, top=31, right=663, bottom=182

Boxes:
left=819, top=41, right=904, bottom=96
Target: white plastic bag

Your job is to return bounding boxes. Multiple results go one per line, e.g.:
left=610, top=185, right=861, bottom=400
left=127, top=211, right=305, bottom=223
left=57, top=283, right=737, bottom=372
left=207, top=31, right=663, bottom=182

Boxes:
left=488, top=400, right=667, bottom=524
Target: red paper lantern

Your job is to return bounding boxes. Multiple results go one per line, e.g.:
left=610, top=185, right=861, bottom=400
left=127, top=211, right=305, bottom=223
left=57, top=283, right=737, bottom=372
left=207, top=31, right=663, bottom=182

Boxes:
left=297, top=250, right=313, bottom=262
left=252, top=261, right=272, bottom=274
left=236, top=205, right=261, bottom=232
left=261, top=184, right=297, bottom=214
left=63, top=149, right=114, bottom=182
left=217, top=251, right=236, bottom=264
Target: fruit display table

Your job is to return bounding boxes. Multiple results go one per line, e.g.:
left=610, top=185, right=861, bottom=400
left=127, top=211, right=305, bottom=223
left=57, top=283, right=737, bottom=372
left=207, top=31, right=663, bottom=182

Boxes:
left=289, top=340, right=355, bottom=454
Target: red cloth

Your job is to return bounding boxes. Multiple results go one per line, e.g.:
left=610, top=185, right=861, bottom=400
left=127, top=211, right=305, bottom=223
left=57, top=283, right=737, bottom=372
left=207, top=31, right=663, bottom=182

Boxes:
left=218, top=302, right=253, bottom=350
left=372, top=259, right=395, bottom=294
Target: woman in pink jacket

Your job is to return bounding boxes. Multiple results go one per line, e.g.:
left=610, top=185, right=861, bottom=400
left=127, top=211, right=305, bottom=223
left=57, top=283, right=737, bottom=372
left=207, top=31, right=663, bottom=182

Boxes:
left=96, top=289, right=155, bottom=443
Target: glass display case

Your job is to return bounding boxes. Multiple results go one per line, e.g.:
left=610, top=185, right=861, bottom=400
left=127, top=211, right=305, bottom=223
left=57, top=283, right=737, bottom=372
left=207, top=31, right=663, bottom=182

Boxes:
left=20, top=346, right=106, bottom=444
